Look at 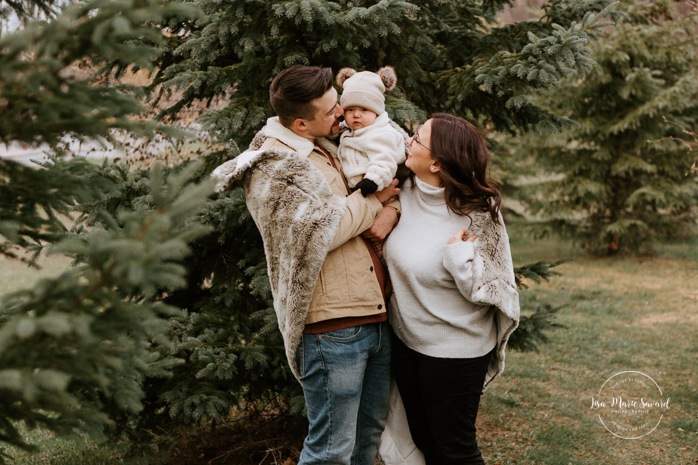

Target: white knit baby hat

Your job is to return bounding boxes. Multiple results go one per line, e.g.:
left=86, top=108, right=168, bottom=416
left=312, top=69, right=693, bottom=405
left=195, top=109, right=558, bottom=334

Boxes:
left=336, top=66, right=397, bottom=115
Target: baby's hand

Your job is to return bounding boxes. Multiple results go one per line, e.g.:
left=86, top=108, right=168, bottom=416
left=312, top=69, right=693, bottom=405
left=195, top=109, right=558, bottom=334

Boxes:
left=356, top=178, right=378, bottom=196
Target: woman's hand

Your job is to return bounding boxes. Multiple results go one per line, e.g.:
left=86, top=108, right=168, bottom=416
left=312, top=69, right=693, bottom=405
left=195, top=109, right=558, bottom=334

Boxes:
left=448, top=229, right=478, bottom=244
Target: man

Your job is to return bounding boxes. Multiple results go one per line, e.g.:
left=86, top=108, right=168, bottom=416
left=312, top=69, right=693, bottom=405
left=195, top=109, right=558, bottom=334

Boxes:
left=212, top=65, right=401, bottom=465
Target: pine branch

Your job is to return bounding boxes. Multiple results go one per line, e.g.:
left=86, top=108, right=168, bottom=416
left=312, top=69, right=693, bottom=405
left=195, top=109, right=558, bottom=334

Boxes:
left=1, top=0, right=59, bottom=22
left=0, top=0, right=203, bottom=146
left=0, top=158, right=114, bottom=263
left=0, top=161, right=213, bottom=457
left=515, top=258, right=574, bottom=290
left=474, top=3, right=617, bottom=93
left=508, top=303, right=566, bottom=352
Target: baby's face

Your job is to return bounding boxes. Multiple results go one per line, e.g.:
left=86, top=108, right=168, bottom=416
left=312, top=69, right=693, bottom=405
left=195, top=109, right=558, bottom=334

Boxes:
left=344, top=107, right=378, bottom=130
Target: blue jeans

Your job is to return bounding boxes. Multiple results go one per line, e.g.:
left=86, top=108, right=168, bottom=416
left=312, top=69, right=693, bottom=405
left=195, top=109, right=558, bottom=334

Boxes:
left=296, top=321, right=391, bottom=465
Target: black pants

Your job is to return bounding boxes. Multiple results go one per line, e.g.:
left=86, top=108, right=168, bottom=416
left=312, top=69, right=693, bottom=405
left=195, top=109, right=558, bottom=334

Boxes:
left=391, top=335, right=494, bottom=465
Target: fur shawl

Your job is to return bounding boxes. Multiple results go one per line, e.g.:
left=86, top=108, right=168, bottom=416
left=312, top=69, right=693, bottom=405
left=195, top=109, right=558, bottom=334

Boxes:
left=467, top=210, right=520, bottom=388
left=212, top=144, right=346, bottom=380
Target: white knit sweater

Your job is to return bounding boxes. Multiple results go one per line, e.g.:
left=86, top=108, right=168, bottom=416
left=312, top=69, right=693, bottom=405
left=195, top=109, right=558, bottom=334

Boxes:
left=384, top=177, right=505, bottom=360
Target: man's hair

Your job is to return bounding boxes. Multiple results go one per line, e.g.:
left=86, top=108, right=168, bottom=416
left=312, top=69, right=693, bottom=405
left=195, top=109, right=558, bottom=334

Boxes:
left=269, top=65, right=334, bottom=127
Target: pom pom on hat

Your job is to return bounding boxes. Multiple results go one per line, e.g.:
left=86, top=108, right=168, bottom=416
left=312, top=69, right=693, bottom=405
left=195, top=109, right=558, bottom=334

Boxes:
left=377, top=66, right=397, bottom=92
left=336, top=67, right=356, bottom=88
left=337, top=66, right=398, bottom=116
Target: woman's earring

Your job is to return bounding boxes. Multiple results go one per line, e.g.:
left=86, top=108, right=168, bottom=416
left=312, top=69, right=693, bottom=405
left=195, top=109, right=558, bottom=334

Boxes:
left=430, top=166, right=437, bottom=172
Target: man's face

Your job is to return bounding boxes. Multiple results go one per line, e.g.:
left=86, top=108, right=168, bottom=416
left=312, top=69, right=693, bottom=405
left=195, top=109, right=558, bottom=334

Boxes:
left=302, top=87, right=343, bottom=140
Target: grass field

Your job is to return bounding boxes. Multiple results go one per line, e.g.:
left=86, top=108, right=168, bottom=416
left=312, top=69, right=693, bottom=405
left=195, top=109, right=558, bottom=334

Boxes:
left=2, top=230, right=697, bottom=465
left=478, top=228, right=698, bottom=465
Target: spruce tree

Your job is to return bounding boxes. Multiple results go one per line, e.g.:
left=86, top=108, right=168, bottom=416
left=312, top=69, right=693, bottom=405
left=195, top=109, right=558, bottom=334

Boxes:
left=0, top=162, right=213, bottom=460
left=122, top=0, right=618, bottom=431
left=511, top=0, right=698, bottom=254
left=154, top=0, right=617, bottom=145
left=1, top=0, right=622, bottom=459
left=0, top=0, right=210, bottom=460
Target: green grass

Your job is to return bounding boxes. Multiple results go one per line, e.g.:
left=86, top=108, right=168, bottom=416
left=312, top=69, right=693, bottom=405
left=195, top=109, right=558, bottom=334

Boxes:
left=479, top=230, right=698, bottom=465
left=2, top=429, right=123, bottom=465
left=2, top=232, right=697, bottom=465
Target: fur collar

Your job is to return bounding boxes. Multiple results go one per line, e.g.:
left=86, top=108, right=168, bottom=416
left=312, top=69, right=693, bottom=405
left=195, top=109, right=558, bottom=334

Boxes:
left=252, top=117, right=316, bottom=156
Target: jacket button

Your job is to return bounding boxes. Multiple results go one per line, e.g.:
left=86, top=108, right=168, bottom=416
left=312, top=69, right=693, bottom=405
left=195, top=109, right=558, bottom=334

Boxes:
left=370, top=266, right=374, bottom=272
left=377, top=304, right=383, bottom=310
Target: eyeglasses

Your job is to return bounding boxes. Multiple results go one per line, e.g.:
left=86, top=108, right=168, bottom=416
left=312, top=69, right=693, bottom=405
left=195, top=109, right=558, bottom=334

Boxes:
left=412, top=125, right=431, bottom=151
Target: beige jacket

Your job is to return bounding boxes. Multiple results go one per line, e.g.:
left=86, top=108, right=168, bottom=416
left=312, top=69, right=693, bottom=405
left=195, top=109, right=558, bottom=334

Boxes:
left=211, top=117, right=401, bottom=379
left=257, top=123, right=392, bottom=324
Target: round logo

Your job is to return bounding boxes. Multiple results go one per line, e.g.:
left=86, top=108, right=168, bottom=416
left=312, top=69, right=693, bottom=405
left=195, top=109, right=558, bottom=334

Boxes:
left=590, top=371, right=670, bottom=439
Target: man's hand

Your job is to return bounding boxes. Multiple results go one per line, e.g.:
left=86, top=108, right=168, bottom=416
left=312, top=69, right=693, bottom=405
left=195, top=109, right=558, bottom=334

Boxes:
left=374, top=178, right=400, bottom=205
left=363, top=206, right=399, bottom=242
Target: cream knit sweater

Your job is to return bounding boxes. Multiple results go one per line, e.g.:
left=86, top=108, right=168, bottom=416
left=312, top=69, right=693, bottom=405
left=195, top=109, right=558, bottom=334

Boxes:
left=384, top=178, right=520, bottom=385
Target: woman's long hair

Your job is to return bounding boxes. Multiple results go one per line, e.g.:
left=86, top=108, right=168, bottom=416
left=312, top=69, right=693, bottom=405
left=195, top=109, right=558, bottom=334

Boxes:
left=429, top=113, right=502, bottom=223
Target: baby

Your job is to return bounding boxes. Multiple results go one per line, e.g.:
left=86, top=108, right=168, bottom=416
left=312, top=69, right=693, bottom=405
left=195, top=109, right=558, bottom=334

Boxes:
left=336, top=66, right=406, bottom=196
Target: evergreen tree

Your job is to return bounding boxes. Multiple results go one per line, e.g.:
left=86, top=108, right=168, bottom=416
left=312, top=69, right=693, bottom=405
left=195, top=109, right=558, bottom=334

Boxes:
left=0, top=0, right=205, bottom=263
left=152, top=0, right=617, bottom=145
left=0, top=0, right=203, bottom=146
left=511, top=0, right=698, bottom=254
left=0, top=162, right=213, bottom=460
left=0, top=0, right=209, bottom=460
left=122, top=0, right=617, bottom=432
left=0, top=0, right=621, bottom=459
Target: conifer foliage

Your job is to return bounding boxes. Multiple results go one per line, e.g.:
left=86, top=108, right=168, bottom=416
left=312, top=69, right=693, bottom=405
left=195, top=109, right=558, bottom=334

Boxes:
left=139, top=0, right=616, bottom=430
left=154, top=0, right=616, bottom=145
left=0, top=0, right=621, bottom=458
left=0, top=0, right=211, bottom=459
left=0, top=163, right=213, bottom=458
left=0, top=0, right=202, bottom=146
left=513, top=0, right=698, bottom=254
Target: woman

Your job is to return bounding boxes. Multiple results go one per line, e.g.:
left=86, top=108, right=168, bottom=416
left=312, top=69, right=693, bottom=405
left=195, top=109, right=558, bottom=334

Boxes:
left=383, top=113, right=520, bottom=465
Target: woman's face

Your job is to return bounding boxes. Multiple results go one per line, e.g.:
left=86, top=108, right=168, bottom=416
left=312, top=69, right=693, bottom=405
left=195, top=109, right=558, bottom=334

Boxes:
left=405, top=119, right=442, bottom=186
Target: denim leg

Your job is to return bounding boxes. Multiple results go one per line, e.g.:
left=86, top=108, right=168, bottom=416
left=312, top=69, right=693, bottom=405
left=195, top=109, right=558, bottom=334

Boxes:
left=353, top=321, right=391, bottom=465
left=297, top=322, right=391, bottom=465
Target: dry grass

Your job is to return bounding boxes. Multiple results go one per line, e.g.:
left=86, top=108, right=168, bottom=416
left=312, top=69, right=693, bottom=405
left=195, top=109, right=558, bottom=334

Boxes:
left=0, top=253, right=72, bottom=296
left=154, top=412, right=305, bottom=465
left=477, top=231, right=698, bottom=465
